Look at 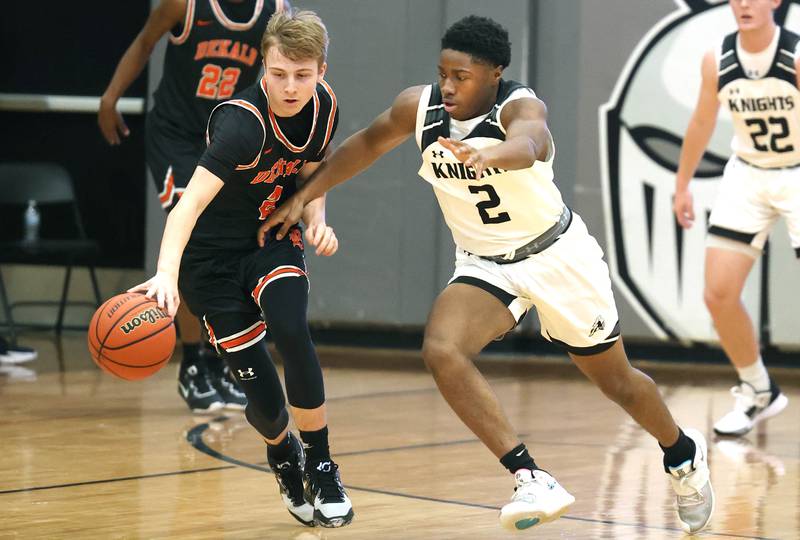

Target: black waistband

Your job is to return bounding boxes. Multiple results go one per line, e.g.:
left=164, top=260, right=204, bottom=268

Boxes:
left=471, top=206, right=572, bottom=265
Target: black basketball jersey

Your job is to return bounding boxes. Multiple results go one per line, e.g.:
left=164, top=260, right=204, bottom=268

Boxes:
left=190, top=77, right=338, bottom=250
left=151, top=0, right=283, bottom=136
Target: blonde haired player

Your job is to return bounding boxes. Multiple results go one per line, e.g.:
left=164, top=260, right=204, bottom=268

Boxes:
left=674, top=0, right=793, bottom=437
left=131, top=10, right=352, bottom=528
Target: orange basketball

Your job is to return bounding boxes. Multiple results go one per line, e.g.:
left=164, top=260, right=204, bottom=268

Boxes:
left=87, top=292, right=176, bottom=381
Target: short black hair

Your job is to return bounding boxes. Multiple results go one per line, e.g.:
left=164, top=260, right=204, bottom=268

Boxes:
left=441, top=15, right=511, bottom=68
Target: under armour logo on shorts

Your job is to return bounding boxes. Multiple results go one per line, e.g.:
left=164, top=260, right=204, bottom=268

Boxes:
left=237, top=367, right=256, bottom=380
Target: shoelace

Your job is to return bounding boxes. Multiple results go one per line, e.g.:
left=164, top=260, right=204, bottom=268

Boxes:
left=275, top=461, right=306, bottom=504
left=676, top=476, right=704, bottom=507
left=314, top=463, right=345, bottom=502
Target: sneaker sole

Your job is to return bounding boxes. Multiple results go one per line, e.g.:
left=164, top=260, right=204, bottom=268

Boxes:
left=190, top=401, right=225, bottom=415
left=314, top=508, right=354, bottom=528
left=713, top=393, right=789, bottom=437
left=222, top=402, right=246, bottom=411
left=500, top=500, right=574, bottom=531
left=288, top=505, right=316, bottom=527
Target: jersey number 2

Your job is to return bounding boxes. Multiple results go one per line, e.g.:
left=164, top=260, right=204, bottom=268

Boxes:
left=745, top=117, right=794, bottom=153
left=469, top=185, right=511, bottom=224
left=197, top=64, right=241, bottom=100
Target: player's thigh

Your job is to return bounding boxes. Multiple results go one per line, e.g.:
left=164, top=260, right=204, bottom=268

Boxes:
left=424, top=283, right=516, bottom=357
left=521, top=213, right=620, bottom=355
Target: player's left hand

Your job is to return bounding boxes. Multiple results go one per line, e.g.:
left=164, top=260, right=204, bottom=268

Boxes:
left=438, top=136, right=490, bottom=179
left=305, top=223, right=339, bottom=256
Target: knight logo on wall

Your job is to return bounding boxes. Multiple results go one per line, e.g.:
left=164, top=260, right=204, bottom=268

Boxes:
left=600, top=0, right=800, bottom=345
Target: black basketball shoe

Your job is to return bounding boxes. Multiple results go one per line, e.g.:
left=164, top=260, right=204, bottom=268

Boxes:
left=268, top=432, right=315, bottom=526
left=177, top=359, right=225, bottom=414
left=304, top=459, right=354, bottom=527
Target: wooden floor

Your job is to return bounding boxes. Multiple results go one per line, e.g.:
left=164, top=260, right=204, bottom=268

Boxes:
left=1, top=333, right=799, bottom=540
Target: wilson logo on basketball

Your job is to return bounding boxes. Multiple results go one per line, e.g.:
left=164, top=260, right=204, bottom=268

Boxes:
left=119, top=307, right=170, bottom=335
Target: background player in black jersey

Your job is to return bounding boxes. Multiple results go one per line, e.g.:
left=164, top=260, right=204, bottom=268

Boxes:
left=674, top=0, right=793, bottom=437
left=99, top=0, right=285, bottom=413
left=129, top=9, right=352, bottom=528
left=261, top=15, right=714, bottom=534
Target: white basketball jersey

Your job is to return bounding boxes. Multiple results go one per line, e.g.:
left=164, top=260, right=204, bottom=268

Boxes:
left=717, top=28, right=800, bottom=168
left=415, top=80, right=565, bottom=256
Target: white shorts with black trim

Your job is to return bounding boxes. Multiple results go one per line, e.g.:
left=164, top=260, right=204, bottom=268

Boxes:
left=708, top=157, right=800, bottom=257
left=449, top=213, right=620, bottom=355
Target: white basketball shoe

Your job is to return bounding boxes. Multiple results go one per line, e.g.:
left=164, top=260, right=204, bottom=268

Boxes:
left=667, top=428, right=714, bottom=533
left=714, top=380, right=788, bottom=437
left=499, top=469, right=575, bottom=531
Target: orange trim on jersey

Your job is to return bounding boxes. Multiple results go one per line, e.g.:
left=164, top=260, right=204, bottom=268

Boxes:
left=217, top=321, right=266, bottom=351
left=318, top=79, right=338, bottom=152
left=251, top=266, right=306, bottom=308
left=205, top=99, right=267, bottom=170
left=260, top=76, right=320, bottom=153
left=169, top=0, right=195, bottom=45
left=159, top=166, right=176, bottom=207
left=209, top=0, right=264, bottom=31
left=203, top=316, right=219, bottom=351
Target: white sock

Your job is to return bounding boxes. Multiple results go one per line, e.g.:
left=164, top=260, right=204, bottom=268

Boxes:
left=736, top=356, right=770, bottom=392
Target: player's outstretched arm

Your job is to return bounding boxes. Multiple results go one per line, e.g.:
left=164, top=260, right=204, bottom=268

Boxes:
left=298, top=161, right=339, bottom=256
left=674, top=49, right=721, bottom=229
left=129, top=167, right=223, bottom=316
left=258, top=85, right=423, bottom=243
left=99, top=0, right=187, bottom=145
left=438, top=96, right=550, bottom=178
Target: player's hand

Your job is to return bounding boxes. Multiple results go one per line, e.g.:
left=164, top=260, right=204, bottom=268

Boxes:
left=127, top=272, right=180, bottom=317
left=437, top=136, right=490, bottom=179
left=257, top=195, right=306, bottom=246
left=98, top=98, right=130, bottom=145
left=305, top=223, right=339, bottom=256
left=673, top=187, right=695, bottom=229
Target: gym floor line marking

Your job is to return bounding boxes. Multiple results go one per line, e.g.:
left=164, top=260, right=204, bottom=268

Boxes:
left=188, top=419, right=777, bottom=540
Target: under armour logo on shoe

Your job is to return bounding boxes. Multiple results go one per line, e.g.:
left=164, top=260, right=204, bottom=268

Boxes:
left=316, top=461, right=332, bottom=473
left=589, top=316, right=605, bottom=337
left=237, top=367, right=256, bottom=380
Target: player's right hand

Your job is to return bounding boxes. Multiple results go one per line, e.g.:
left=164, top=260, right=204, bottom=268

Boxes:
left=128, top=272, right=180, bottom=317
left=98, top=99, right=130, bottom=145
left=673, top=187, right=695, bottom=229
left=257, top=195, right=306, bottom=246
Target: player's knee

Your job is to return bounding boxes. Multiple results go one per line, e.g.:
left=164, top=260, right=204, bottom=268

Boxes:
left=268, top=316, right=310, bottom=348
left=245, top=403, right=289, bottom=440
left=703, top=285, right=735, bottom=312
left=421, top=338, right=463, bottom=373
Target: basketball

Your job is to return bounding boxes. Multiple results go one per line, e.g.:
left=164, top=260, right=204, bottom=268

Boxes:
left=87, top=292, right=176, bottom=381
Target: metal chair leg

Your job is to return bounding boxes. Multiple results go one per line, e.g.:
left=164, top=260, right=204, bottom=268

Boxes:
left=0, top=268, right=17, bottom=346
left=89, top=266, right=102, bottom=306
left=56, top=265, right=72, bottom=335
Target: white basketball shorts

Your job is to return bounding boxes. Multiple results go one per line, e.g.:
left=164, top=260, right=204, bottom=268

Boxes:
left=449, top=212, right=620, bottom=355
left=708, top=157, right=800, bottom=257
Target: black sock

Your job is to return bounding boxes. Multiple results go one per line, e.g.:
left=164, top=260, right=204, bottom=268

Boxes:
left=267, top=432, right=294, bottom=463
left=181, top=343, right=201, bottom=370
left=500, top=443, right=537, bottom=474
left=660, top=428, right=696, bottom=471
left=300, top=426, right=330, bottom=466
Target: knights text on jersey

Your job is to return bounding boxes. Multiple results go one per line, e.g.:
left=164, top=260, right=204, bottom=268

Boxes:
left=717, top=28, right=800, bottom=168
left=151, top=0, right=284, bottom=136
left=415, top=79, right=565, bottom=256
left=190, top=78, right=338, bottom=251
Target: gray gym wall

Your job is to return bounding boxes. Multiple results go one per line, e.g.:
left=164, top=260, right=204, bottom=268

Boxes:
left=123, top=0, right=793, bottom=350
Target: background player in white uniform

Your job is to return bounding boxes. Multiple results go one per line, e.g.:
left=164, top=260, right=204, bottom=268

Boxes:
left=261, top=15, right=714, bottom=534
left=674, top=0, right=794, bottom=437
